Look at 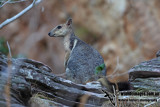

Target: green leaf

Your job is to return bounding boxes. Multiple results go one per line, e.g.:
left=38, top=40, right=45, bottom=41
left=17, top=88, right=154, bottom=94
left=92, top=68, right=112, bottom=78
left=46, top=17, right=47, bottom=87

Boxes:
left=95, top=63, right=105, bottom=75
left=0, top=37, right=9, bottom=55
left=100, top=63, right=105, bottom=69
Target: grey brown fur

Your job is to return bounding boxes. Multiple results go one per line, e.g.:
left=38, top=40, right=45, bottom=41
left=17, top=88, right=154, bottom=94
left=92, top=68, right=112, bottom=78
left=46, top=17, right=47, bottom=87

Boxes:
left=48, top=18, right=106, bottom=84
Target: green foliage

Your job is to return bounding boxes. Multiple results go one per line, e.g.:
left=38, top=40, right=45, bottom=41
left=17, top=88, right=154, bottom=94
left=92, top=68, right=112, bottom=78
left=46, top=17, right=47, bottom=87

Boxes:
left=0, top=2, right=2, bottom=6
left=95, top=63, right=105, bottom=74
left=0, top=37, right=9, bottom=55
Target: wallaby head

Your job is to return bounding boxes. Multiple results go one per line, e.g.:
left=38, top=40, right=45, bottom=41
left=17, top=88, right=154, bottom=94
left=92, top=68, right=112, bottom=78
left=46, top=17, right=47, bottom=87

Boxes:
left=48, top=18, right=73, bottom=37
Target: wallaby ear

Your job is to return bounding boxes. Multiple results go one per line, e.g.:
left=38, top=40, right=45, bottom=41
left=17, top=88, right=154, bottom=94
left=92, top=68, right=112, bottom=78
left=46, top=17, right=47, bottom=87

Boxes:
left=66, top=18, right=72, bottom=26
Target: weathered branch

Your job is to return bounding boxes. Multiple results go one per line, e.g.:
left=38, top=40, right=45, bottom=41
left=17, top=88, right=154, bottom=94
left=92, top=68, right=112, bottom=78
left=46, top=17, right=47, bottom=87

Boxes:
left=0, top=0, right=42, bottom=29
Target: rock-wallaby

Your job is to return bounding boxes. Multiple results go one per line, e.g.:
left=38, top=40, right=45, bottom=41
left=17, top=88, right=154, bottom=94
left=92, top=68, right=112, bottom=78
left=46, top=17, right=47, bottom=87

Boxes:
left=48, top=18, right=106, bottom=84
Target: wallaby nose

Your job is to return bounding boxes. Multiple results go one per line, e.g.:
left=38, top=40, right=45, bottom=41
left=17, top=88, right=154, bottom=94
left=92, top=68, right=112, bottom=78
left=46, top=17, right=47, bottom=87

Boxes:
left=48, top=32, right=51, bottom=36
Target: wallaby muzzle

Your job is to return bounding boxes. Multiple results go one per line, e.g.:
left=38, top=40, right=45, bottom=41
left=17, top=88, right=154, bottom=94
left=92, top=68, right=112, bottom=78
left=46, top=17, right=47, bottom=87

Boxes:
left=48, top=32, right=55, bottom=37
left=48, top=32, right=51, bottom=36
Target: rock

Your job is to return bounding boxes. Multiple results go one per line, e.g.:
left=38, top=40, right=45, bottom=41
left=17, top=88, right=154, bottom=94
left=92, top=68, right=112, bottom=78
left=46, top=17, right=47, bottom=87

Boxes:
left=129, top=50, right=160, bottom=91
left=0, top=53, right=107, bottom=107
left=156, top=50, right=160, bottom=57
left=130, top=78, right=160, bottom=92
left=129, top=57, right=160, bottom=79
left=0, top=53, right=159, bottom=106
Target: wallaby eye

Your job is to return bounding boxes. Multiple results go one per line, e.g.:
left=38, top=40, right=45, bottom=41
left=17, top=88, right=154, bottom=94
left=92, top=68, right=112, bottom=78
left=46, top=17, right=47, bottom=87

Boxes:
left=57, top=26, right=62, bottom=29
